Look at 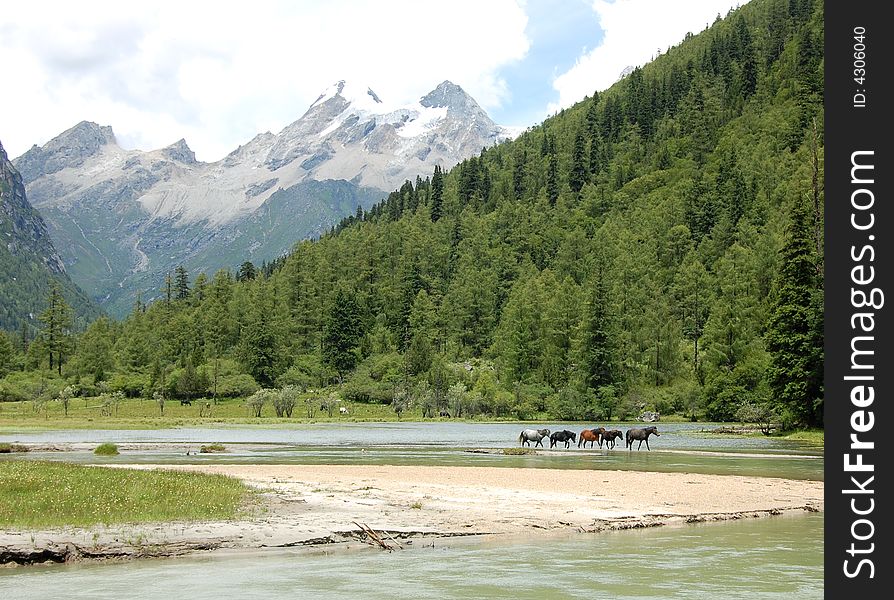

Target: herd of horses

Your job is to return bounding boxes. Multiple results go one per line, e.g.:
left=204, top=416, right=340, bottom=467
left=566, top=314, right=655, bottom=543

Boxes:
left=518, top=426, right=660, bottom=450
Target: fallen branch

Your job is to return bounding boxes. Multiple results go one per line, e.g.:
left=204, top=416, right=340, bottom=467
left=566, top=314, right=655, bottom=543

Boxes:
left=352, top=522, right=397, bottom=551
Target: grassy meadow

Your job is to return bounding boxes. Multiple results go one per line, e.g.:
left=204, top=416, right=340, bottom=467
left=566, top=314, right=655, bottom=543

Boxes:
left=0, top=461, right=253, bottom=528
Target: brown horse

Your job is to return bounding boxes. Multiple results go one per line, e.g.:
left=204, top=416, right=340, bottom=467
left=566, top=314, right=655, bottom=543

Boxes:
left=599, top=429, right=624, bottom=449
left=578, top=427, right=605, bottom=448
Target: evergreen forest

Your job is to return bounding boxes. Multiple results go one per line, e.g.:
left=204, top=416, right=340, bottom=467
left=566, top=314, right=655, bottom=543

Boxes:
left=0, top=0, right=824, bottom=428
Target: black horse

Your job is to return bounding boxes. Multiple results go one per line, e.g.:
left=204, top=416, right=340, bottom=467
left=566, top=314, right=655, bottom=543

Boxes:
left=549, top=430, right=577, bottom=449
left=599, top=429, right=624, bottom=449
left=625, top=426, right=660, bottom=450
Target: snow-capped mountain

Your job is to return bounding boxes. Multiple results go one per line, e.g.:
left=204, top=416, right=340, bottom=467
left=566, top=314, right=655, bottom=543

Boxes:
left=13, top=81, right=513, bottom=316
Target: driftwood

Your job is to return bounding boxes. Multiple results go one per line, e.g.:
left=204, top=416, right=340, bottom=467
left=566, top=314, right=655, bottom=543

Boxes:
left=352, top=522, right=401, bottom=551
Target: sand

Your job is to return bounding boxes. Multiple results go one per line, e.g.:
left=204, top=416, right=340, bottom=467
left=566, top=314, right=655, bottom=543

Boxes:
left=0, top=463, right=823, bottom=565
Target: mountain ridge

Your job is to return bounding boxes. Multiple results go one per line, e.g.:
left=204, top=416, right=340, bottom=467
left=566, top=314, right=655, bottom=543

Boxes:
left=13, top=80, right=510, bottom=316
left=0, top=140, right=101, bottom=331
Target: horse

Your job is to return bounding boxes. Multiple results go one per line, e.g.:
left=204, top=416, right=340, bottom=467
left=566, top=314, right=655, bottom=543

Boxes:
left=599, top=429, right=624, bottom=449
left=626, top=426, right=660, bottom=450
left=518, top=428, right=550, bottom=447
left=549, top=430, right=577, bottom=449
left=578, top=427, right=605, bottom=448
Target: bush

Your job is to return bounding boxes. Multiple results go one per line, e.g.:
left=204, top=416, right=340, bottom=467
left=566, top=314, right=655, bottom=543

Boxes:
left=273, top=385, right=300, bottom=418
left=245, top=388, right=277, bottom=417
left=200, top=443, right=226, bottom=453
left=94, top=443, right=119, bottom=456
left=0, top=443, right=29, bottom=453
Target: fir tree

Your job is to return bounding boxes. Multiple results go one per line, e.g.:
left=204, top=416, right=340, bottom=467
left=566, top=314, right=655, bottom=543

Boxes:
left=174, top=265, right=190, bottom=300
left=430, top=165, right=444, bottom=222
left=546, top=155, right=559, bottom=207
left=322, top=288, right=365, bottom=379
left=579, top=270, right=616, bottom=391
left=569, top=131, right=588, bottom=195
left=765, top=199, right=823, bottom=427
left=237, top=261, right=257, bottom=282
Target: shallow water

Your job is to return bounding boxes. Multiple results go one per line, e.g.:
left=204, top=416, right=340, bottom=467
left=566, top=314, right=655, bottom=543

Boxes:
left=0, top=513, right=823, bottom=599
left=0, top=422, right=823, bottom=480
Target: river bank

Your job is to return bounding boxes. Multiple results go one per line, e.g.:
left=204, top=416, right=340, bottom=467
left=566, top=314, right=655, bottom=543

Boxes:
left=0, top=464, right=823, bottom=566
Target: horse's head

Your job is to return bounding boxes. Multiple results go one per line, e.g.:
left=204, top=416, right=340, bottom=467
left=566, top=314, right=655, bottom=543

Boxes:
left=541, top=428, right=551, bottom=437
left=570, top=432, right=577, bottom=441
left=648, top=427, right=660, bottom=436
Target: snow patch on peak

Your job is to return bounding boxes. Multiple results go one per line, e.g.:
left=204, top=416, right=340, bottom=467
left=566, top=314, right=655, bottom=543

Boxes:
left=310, top=80, right=385, bottom=112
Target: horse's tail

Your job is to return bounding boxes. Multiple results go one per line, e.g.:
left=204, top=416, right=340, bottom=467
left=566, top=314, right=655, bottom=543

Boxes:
left=518, top=431, right=524, bottom=444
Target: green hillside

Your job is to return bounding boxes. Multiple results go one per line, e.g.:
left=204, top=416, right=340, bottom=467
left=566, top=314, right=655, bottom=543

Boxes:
left=0, top=143, right=101, bottom=337
left=1, top=0, right=824, bottom=427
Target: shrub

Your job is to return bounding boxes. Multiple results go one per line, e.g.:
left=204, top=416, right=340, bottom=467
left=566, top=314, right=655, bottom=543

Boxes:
left=273, top=385, right=300, bottom=418
left=94, top=443, right=120, bottom=456
left=0, top=443, right=29, bottom=453
left=245, top=388, right=278, bottom=417
left=200, top=443, right=226, bottom=453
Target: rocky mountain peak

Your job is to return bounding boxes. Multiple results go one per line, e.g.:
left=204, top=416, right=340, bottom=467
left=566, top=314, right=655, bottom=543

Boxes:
left=12, top=120, right=117, bottom=184
left=420, top=81, right=481, bottom=114
left=162, top=138, right=198, bottom=165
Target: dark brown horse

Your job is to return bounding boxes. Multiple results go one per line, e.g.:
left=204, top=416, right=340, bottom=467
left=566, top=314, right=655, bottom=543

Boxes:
left=578, top=427, right=605, bottom=448
left=625, top=426, right=660, bottom=450
left=599, top=429, right=624, bottom=449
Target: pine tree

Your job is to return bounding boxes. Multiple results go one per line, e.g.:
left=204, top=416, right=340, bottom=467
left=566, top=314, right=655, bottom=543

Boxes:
left=430, top=165, right=444, bottom=222
left=569, top=131, right=588, bottom=195
left=237, top=261, right=257, bottom=282
left=546, top=155, right=559, bottom=207
left=322, top=288, right=365, bottom=379
left=174, top=265, right=190, bottom=300
left=765, top=199, right=823, bottom=427
left=239, top=300, right=278, bottom=387
left=579, top=271, right=617, bottom=391
left=37, top=283, right=73, bottom=375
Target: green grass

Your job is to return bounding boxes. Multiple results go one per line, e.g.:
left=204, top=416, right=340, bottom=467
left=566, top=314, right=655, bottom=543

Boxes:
left=0, top=396, right=423, bottom=429
left=93, top=442, right=120, bottom=456
left=0, top=461, right=253, bottom=528
left=777, top=428, right=824, bottom=444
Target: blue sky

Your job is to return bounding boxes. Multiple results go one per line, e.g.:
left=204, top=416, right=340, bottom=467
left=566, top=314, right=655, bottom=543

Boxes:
left=491, top=0, right=604, bottom=127
left=0, top=0, right=744, bottom=162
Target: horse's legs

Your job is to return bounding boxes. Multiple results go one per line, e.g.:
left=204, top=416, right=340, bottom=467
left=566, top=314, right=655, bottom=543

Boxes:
left=645, top=438, right=650, bottom=451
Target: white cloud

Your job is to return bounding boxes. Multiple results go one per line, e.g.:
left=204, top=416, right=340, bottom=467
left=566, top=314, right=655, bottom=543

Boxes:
left=0, top=1, right=529, bottom=162
left=548, top=0, right=744, bottom=114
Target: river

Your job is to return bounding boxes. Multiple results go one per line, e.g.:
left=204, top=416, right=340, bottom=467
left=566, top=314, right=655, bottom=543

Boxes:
left=0, top=422, right=824, bottom=597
